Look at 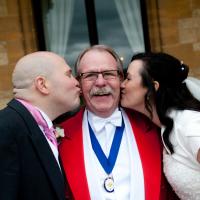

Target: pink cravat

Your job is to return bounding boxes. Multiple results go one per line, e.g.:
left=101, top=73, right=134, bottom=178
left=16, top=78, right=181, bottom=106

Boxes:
left=17, top=99, right=58, bottom=148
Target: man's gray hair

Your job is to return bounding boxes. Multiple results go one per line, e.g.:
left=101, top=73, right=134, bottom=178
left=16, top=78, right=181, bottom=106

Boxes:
left=74, top=44, right=123, bottom=76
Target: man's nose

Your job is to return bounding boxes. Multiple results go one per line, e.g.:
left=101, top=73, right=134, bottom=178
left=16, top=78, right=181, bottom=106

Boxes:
left=95, top=74, right=106, bottom=85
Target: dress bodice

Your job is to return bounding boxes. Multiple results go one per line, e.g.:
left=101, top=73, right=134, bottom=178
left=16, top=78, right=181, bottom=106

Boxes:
left=163, top=151, right=200, bottom=200
left=162, top=110, right=200, bottom=200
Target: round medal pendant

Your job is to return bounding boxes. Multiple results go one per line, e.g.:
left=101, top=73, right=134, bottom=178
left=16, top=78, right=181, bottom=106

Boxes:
left=104, top=177, right=114, bottom=192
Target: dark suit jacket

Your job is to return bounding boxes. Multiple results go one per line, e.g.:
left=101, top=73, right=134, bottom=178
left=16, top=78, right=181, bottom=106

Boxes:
left=0, top=99, right=72, bottom=200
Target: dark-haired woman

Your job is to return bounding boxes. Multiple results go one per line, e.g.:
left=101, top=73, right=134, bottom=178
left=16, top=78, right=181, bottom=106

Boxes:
left=121, top=52, right=200, bottom=200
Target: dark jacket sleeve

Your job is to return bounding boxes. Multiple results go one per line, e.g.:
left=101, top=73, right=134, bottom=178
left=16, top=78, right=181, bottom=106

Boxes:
left=0, top=108, right=20, bottom=199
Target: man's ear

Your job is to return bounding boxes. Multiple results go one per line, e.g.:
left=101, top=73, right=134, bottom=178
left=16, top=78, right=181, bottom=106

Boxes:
left=154, top=81, right=159, bottom=91
left=34, top=76, right=50, bottom=95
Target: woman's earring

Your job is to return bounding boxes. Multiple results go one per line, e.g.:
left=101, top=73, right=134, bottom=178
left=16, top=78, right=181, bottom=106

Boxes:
left=154, top=81, right=159, bottom=91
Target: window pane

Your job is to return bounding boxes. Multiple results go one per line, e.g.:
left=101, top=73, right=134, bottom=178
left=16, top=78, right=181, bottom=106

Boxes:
left=95, top=0, right=145, bottom=68
left=66, top=0, right=90, bottom=68
left=40, top=0, right=144, bottom=70
left=41, top=0, right=90, bottom=70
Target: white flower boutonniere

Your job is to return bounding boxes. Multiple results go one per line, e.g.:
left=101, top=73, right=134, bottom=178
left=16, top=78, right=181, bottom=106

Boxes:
left=55, top=126, right=65, bottom=139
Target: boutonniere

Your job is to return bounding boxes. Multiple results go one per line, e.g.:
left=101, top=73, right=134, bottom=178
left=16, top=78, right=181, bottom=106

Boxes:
left=54, top=126, right=65, bottom=139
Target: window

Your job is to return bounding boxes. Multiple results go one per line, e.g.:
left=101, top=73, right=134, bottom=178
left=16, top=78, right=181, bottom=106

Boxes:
left=36, top=0, right=147, bottom=70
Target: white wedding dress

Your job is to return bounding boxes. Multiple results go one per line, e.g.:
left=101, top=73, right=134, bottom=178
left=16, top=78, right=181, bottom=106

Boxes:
left=162, top=109, right=200, bottom=200
left=163, top=151, right=200, bottom=200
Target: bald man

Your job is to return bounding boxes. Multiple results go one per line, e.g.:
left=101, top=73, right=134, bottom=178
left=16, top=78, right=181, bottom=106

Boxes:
left=0, top=52, right=80, bottom=200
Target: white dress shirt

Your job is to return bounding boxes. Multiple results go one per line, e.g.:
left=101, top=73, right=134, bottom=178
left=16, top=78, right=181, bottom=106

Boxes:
left=83, top=108, right=144, bottom=200
left=37, top=109, right=60, bottom=167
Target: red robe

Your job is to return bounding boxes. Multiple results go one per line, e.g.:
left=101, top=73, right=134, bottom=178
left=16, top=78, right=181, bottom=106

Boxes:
left=59, top=108, right=177, bottom=200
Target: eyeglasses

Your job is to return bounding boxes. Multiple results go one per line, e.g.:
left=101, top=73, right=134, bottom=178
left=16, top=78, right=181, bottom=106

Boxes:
left=78, top=70, right=120, bottom=81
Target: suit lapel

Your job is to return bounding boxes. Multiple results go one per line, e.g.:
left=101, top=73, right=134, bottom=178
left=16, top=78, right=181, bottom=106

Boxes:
left=8, top=99, right=65, bottom=200
left=59, top=109, right=90, bottom=200
left=127, top=110, right=162, bottom=200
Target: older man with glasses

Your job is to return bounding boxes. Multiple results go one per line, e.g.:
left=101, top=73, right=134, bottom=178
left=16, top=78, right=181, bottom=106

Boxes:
left=59, top=45, right=177, bottom=200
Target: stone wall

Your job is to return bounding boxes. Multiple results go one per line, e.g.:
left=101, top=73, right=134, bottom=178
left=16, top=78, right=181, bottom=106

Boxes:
left=147, top=0, right=200, bottom=78
left=0, top=0, right=37, bottom=108
left=1, top=0, right=200, bottom=109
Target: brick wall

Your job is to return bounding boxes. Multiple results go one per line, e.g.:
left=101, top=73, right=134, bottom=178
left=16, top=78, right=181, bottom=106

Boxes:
left=0, top=0, right=37, bottom=108
left=147, top=0, right=200, bottom=78
left=1, top=0, right=200, bottom=108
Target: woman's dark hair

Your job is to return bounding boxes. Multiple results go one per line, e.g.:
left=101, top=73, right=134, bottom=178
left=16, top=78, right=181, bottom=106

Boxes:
left=131, top=52, right=200, bottom=153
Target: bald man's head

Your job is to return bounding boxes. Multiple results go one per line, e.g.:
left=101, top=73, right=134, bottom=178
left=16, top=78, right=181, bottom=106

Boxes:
left=11, top=51, right=80, bottom=119
left=12, top=51, right=64, bottom=90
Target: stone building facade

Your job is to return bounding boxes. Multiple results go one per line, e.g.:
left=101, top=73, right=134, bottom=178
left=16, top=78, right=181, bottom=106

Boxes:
left=0, top=0, right=200, bottom=108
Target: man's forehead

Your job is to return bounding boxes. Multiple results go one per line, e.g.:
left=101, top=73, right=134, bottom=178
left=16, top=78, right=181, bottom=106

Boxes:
left=80, top=52, right=117, bottom=65
left=83, top=49, right=113, bottom=58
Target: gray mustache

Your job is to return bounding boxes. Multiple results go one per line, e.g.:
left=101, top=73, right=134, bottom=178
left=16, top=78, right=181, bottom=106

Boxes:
left=90, top=87, right=113, bottom=96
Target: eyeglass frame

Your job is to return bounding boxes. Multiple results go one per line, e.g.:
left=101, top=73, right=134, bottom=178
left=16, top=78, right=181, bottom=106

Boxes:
left=77, top=69, right=122, bottom=81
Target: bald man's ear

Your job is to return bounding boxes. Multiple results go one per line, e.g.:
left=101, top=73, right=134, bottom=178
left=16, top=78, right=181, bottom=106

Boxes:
left=154, top=81, right=159, bottom=91
left=34, top=76, right=50, bottom=95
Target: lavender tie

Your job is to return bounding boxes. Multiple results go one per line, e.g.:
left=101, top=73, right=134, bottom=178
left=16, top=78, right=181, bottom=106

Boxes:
left=17, top=99, right=58, bottom=148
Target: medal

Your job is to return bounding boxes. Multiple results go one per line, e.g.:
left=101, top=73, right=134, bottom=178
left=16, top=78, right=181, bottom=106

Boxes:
left=104, top=176, right=114, bottom=192
left=88, top=115, right=125, bottom=193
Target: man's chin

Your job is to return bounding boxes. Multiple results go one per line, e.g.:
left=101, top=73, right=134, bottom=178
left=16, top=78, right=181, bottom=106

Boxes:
left=92, top=95, right=112, bottom=102
left=92, top=104, right=115, bottom=113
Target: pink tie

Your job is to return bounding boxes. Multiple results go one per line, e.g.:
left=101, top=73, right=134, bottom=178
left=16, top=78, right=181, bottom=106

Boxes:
left=17, top=99, right=58, bottom=148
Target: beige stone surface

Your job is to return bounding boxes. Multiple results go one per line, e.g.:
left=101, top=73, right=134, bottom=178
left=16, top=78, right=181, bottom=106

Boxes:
left=0, top=0, right=37, bottom=102
left=0, top=41, right=8, bottom=65
left=0, top=0, right=200, bottom=89
left=148, top=0, right=200, bottom=74
left=0, top=90, right=12, bottom=109
left=0, top=0, right=7, bottom=16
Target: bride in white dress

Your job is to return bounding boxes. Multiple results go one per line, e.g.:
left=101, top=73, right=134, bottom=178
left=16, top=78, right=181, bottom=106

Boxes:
left=120, top=52, right=200, bottom=200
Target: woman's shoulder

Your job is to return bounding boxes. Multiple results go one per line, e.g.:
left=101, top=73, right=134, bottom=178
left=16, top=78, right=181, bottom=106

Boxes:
left=169, top=109, right=200, bottom=122
left=169, top=109, right=200, bottom=138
